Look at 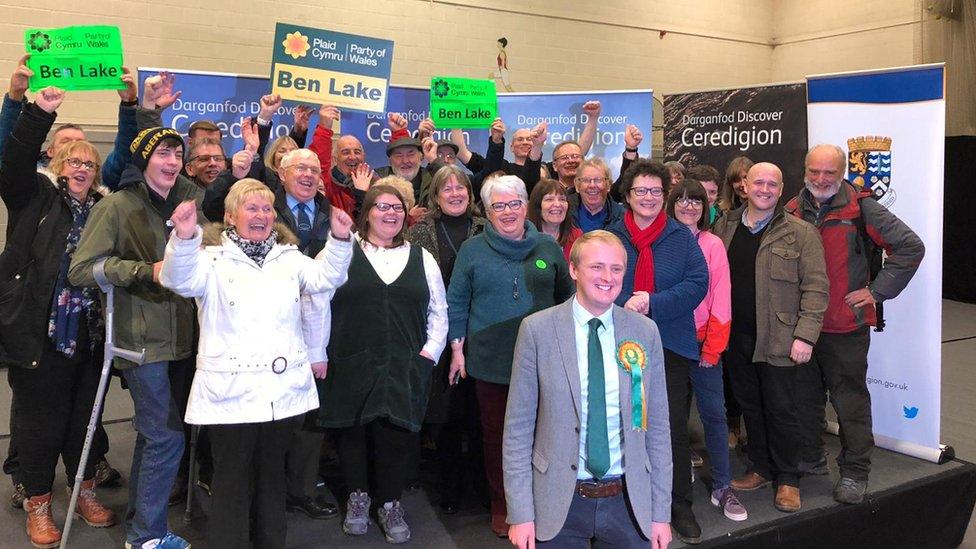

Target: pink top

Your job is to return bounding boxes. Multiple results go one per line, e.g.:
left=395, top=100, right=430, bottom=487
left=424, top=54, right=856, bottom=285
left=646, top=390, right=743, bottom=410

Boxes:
left=693, top=230, right=731, bottom=365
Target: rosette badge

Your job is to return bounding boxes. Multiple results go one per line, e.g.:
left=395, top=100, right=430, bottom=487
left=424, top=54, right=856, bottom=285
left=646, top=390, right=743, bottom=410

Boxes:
left=282, top=31, right=311, bottom=59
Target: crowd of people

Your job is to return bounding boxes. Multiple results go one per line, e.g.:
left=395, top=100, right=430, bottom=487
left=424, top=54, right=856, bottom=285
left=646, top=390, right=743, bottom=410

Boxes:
left=0, top=55, right=925, bottom=549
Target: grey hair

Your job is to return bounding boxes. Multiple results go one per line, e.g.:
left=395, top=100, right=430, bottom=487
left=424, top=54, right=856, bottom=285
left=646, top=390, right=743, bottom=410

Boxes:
left=806, top=144, right=847, bottom=173
left=480, top=174, right=528, bottom=207
left=279, top=148, right=320, bottom=169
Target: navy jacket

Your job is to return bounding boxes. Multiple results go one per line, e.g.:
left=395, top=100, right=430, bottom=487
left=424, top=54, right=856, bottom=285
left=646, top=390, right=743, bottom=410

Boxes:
left=608, top=216, right=709, bottom=361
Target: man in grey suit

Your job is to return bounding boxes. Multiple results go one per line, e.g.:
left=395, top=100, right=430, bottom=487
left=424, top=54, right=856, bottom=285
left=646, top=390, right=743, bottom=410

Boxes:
left=503, top=230, right=673, bottom=548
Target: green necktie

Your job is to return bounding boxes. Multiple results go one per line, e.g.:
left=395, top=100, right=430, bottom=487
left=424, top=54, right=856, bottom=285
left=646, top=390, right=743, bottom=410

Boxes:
left=586, top=318, right=610, bottom=480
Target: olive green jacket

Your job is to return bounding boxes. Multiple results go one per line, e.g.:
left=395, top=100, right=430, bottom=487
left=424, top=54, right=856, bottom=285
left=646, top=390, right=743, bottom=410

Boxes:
left=68, top=165, right=204, bottom=368
left=712, top=207, right=829, bottom=366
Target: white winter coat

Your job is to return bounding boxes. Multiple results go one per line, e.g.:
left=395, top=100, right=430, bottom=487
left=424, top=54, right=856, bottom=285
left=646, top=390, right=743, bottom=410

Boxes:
left=159, top=223, right=352, bottom=425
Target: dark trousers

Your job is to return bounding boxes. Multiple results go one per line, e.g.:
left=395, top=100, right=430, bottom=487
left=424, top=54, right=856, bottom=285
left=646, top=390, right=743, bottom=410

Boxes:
left=797, top=328, right=873, bottom=480
left=723, top=365, right=742, bottom=425
left=725, top=333, right=803, bottom=487
left=209, top=416, right=300, bottom=549
left=475, top=379, right=509, bottom=520
left=663, top=350, right=693, bottom=513
left=337, top=418, right=416, bottom=505
left=285, top=413, right=324, bottom=499
left=537, top=487, right=649, bottom=548
left=168, top=357, right=212, bottom=483
left=434, top=375, right=484, bottom=502
left=8, top=343, right=102, bottom=496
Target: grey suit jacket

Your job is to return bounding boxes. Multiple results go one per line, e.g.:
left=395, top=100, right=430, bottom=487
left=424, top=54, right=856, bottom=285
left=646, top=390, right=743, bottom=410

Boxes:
left=503, top=299, right=672, bottom=541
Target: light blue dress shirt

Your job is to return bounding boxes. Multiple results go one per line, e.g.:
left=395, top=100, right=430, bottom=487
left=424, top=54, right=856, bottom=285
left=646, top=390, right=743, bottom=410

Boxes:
left=285, top=194, right=316, bottom=222
left=572, top=297, right=624, bottom=480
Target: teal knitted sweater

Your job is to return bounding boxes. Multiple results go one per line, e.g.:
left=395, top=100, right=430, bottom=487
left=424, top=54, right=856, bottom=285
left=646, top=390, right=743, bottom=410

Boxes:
left=447, top=221, right=574, bottom=384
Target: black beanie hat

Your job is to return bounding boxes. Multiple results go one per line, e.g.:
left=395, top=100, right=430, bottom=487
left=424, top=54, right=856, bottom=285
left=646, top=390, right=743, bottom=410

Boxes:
left=129, top=127, right=185, bottom=171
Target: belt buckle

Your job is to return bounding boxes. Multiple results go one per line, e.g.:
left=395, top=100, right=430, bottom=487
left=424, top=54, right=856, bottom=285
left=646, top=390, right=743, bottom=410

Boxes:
left=271, top=356, right=288, bottom=374
left=577, top=480, right=599, bottom=498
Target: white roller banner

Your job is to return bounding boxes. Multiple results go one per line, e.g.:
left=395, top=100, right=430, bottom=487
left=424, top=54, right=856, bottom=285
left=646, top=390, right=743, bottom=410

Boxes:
left=806, top=64, right=946, bottom=462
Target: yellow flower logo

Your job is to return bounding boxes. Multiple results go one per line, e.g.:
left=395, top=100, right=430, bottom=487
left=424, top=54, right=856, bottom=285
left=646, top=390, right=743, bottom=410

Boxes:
left=282, top=31, right=310, bottom=59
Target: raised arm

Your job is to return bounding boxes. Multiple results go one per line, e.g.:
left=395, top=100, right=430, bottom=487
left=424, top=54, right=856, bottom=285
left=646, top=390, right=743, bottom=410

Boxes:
left=159, top=200, right=210, bottom=298
left=101, top=67, right=139, bottom=191
left=299, top=206, right=353, bottom=293
left=578, top=100, right=601, bottom=155
left=0, top=88, right=60, bottom=211
left=0, top=55, right=33, bottom=166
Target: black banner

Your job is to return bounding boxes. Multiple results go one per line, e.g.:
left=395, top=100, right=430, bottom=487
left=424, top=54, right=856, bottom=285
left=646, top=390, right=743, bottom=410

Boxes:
left=663, top=83, right=808, bottom=200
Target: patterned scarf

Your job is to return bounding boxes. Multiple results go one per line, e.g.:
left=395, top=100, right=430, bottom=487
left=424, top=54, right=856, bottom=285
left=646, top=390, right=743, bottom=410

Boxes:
left=48, top=194, right=103, bottom=357
left=225, top=226, right=278, bottom=266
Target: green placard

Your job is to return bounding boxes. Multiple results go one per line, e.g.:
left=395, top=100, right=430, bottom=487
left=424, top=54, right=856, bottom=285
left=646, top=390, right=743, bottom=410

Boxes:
left=25, top=26, right=125, bottom=92
left=430, top=76, right=497, bottom=129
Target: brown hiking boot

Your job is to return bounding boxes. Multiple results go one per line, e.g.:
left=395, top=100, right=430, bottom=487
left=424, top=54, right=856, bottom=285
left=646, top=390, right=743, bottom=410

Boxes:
left=24, top=493, right=61, bottom=548
left=69, top=480, right=116, bottom=527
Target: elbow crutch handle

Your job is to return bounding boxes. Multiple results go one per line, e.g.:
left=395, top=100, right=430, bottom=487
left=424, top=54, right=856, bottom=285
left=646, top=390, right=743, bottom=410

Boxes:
left=92, top=257, right=112, bottom=293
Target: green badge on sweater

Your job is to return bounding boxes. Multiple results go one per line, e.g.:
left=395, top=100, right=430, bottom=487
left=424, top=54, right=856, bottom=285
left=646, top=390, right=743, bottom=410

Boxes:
left=535, top=259, right=547, bottom=269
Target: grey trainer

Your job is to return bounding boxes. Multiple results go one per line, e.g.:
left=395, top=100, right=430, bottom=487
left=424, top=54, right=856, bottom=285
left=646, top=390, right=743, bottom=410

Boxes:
left=377, top=500, right=411, bottom=544
left=343, top=491, right=371, bottom=535
left=833, top=477, right=867, bottom=504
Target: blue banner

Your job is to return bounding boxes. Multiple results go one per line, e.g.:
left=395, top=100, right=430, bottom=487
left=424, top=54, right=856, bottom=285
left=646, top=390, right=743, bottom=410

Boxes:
left=138, top=68, right=652, bottom=178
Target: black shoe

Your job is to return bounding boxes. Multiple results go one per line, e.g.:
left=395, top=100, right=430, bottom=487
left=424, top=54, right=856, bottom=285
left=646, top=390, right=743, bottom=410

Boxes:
left=798, top=455, right=829, bottom=476
left=287, top=495, right=339, bottom=519
left=439, top=500, right=458, bottom=515
left=405, top=479, right=422, bottom=492
left=94, top=459, right=123, bottom=488
left=672, top=507, right=702, bottom=545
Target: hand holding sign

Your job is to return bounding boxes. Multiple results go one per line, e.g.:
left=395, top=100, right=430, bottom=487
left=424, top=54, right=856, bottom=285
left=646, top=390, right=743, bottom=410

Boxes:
left=318, top=104, right=340, bottom=129
left=490, top=117, right=506, bottom=144
left=35, top=87, right=65, bottom=114
left=9, top=55, right=34, bottom=101
left=117, top=67, right=137, bottom=102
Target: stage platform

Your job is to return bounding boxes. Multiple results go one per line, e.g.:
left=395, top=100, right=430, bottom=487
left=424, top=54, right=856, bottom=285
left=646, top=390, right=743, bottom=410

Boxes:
left=0, top=418, right=972, bottom=549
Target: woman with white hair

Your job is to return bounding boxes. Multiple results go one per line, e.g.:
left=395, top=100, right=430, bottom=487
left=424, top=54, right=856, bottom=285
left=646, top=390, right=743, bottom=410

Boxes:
left=446, top=174, right=574, bottom=536
left=160, top=179, right=354, bottom=549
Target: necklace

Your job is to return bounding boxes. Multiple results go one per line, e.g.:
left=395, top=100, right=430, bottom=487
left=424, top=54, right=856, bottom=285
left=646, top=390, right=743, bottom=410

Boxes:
left=502, top=259, right=521, bottom=300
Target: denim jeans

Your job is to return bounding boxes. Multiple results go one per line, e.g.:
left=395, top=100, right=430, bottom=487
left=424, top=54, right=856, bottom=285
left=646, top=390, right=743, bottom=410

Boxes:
left=689, top=360, right=731, bottom=489
left=122, top=361, right=185, bottom=546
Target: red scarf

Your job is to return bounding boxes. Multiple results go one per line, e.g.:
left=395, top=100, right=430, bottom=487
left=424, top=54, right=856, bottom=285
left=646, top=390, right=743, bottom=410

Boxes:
left=623, top=209, right=667, bottom=293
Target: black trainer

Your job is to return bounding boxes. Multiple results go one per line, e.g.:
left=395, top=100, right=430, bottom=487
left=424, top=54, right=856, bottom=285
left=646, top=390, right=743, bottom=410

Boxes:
left=672, top=505, right=702, bottom=545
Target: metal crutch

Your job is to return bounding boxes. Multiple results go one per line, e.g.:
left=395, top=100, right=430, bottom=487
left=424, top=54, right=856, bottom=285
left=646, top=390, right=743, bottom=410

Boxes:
left=183, top=424, right=199, bottom=523
left=61, top=258, right=146, bottom=549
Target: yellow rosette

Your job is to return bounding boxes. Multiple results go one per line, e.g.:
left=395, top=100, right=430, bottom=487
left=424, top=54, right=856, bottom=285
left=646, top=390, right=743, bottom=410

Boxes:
left=616, top=340, right=648, bottom=431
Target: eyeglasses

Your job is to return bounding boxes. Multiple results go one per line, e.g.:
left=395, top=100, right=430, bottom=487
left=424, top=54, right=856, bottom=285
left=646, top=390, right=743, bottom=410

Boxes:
left=490, top=199, right=524, bottom=212
left=630, top=187, right=664, bottom=198
left=286, top=164, right=322, bottom=175
left=65, top=158, right=97, bottom=171
left=437, top=152, right=457, bottom=161
left=191, top=154, right=226, bottom=164
left=576, top=176, right=606, bottom=185
left=374, top=202, right=405, bottom=213
left=677, top=197, right=703, bottom=209
left=554, top=153, right=582, bottom=163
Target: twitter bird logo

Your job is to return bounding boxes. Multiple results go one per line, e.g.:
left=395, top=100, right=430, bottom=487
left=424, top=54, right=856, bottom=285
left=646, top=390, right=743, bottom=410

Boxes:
left=903, top=406, right=919, bottom=419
